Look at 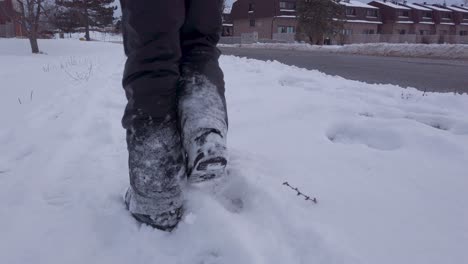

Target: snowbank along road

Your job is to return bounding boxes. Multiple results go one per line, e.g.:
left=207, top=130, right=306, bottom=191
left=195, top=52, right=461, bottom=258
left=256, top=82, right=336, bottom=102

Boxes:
left=1, top=39, right=468, bottom=264
left=220, top=46, right=468, bottom=94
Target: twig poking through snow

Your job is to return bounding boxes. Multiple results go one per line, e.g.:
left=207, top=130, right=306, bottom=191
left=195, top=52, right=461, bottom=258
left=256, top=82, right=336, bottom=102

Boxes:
left=18, top=98, right=22, bottom=105
left=30, top=90, right=34, bottom=101
left=283, top=182, right=318, bottom=204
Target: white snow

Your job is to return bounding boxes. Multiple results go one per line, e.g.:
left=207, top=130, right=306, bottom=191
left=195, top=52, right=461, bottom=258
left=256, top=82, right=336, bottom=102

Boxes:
left=345, top=19, right=383, bottom=24
left=446, top=5, right=468, bottom=13
left=1, top=39, right=468, bottom=264
left=371, top=1, right=411, bottom=10
left=340, top=0, right=378, bottom=9
left=404, top=3, right=431, bottom=11
left=219, top=42, right=468, bottom=60
left=224, top=5, right=232, bottom=14
left=396, top=20, right=414, bottom=23
left=423, top=5, right=452, bottom=12
left=274, top=15, right=296, bottom=18
left=55, top=31, right=123, bottom=42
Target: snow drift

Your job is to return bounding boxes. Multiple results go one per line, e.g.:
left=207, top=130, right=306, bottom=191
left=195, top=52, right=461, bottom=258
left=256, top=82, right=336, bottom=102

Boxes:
left=220, top=42, right=468, bottom=60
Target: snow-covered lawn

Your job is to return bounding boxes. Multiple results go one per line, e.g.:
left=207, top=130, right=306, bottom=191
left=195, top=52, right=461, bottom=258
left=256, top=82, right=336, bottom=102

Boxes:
left=55, top=31, right=123, bottom=42
left=1, top=39, right=467, bottom=264
left=220, top=42, right=468, bottom=60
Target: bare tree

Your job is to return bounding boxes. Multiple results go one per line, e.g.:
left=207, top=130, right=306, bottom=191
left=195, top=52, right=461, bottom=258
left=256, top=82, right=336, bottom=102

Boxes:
left=0, top=0, right=53, bottom=53
left=464, top=0, right=468, bottom=6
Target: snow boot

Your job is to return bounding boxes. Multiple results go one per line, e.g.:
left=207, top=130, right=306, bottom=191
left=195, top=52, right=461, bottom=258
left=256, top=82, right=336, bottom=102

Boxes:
left=124, top=188, right=183, bottom=231
left=187, top=129, right=227, bottom=184
left=124, top=118, right=186, bottom=232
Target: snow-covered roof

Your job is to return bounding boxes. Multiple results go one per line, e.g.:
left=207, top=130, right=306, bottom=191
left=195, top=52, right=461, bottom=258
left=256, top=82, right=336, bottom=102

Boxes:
left=403, top=3, right=431, bottom=11
left=423, top=5, right=451, bottom=12
left=396, top=20, right=414, bottom=24
left=340, top=0, right=378, bottom=9
left=346, top=19, right=382, bottom=24
left=274, top=15, right=297, bottom=18
left=446, top=6, right=468, bottom=13
left=371, top=1, right=410, bottom=10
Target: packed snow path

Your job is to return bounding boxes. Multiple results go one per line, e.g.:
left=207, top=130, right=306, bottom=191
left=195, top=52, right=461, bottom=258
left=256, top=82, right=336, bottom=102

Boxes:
left=1, top=39, right=467, bottom=264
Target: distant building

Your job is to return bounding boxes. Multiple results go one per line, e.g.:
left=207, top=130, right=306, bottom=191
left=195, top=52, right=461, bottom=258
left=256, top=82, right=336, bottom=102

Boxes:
left=0, top=0, right=23, bottom=38
left=222, top=6, right=234, bottom=36
left=228, top=0, right=468, bottom=44
left=340, top=0, right=382, bottom=36
left=445, top=5, right=468, bottom=36
left=368, top=1, right=415, bottom=34
left=416, top=3, right=456, bottom=36
left=230, top=0, right=381, bottom=43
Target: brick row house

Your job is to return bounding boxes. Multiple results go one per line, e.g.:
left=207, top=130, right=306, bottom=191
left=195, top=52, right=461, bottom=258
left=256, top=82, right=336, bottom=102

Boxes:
left=442, top=5, right=468, bottom=36
left=229, top=0, right=468, bottom=44
left=230, top=0, right=297, bottom=40
left=230, top=0, right=381, bottom=42
left=222, top=6, right=234, bottom=36
left=368, top=1, right=468, bottom=42
left=0, top=0, right=23, bottom=38
left=339, top=0, right=382, bottom=43
left=368, top=1, right=415, bottom=34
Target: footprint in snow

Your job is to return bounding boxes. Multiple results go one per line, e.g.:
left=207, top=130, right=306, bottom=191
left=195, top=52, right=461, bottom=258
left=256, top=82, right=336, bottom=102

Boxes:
left=405, top=113, right=468, bottom=135
left=327, top=121, right=403, bottom=151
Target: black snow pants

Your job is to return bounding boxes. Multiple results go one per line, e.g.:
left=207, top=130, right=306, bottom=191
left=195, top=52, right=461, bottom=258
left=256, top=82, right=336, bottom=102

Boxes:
left=120, top=0, right=228, bottom=216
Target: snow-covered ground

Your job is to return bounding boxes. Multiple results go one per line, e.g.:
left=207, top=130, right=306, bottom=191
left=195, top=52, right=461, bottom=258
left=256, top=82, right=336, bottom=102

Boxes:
left=1, top=39, right=468, bottom=264
left=55, top=31, right=123, bottom=42
left=220, top=42, right=468, bottom=60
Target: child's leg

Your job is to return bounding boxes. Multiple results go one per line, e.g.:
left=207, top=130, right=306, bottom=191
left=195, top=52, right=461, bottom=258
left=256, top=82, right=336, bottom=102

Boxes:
left=178, top=0, right=228, bottom=183
left=120, top=0, right=186, bottom=230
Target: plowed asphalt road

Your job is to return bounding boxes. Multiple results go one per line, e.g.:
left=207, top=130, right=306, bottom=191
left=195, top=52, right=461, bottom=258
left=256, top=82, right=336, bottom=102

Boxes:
left=220, top=46, right=468, bottom=94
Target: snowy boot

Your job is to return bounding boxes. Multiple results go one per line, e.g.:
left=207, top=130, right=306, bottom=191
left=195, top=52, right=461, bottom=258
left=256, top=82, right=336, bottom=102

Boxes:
left=187, top=128, right=227, bottom=183
left=124, top=187, right=183, bottom=231
left=178, top=74, right=228, bottom=184
left=124, top=118, right=186, bottom=231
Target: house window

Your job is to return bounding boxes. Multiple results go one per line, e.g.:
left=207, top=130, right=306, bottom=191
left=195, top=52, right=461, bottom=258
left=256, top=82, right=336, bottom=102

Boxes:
left=439, top=30, right=448, bottom=35
left=363, top=29, right=375, bottom=34
left=419, top=30, right=430, bottom=35
left=441, top=12, right=452, bottom=19
left=463, top=14, right=468, bottom=20
left=250, top=19, right=255, bottom=27
left=366, top=9, right=377, bottom=17
left=278, top=26, right=295, bottom=33
left=397, top=29, right=406, bottom=35
left=279, top=1, right=296, bottom=10
left=397, top=10, right=409, bottom=17
left=459, top=31, right=467, bottom=36
left=342, top=29, right=353, bottom=35
left=346, top=8, right=356, bottom=16
left=248, top=3, right=254, bottom=12
left=423, top=12, right=432, bottom=18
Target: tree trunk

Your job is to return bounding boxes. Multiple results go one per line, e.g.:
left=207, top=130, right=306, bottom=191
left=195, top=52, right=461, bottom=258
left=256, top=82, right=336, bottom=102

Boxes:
left=29, top=35, right=39, bottom=53
left=84, top=5, right=90, bottom=41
